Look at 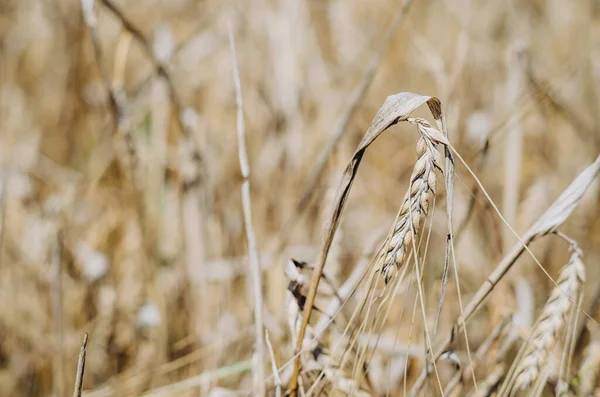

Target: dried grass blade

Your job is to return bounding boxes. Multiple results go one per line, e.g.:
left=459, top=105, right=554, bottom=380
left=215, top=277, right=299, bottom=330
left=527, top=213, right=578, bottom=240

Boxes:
left=73, top=333, right=89, bottom=397
left=434, top=121, right=455, bottom=338
left=265, top=330, right=282, bottom=397
left=138, top=360, right=252, bottom=397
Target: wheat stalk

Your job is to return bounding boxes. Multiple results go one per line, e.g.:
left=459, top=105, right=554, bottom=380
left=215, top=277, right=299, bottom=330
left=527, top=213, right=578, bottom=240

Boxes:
left=73, top=333, right=89, bottom=397
left=229, top=26, right=266, bottom=397
left=381, top=117, right=443, bottom=283
left=512, top=250, right=585, bottom=391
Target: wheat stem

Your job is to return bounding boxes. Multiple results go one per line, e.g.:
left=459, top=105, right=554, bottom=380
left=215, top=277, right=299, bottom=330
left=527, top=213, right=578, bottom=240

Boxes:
left=229, top=25, right=266, bottom=397
left=73, top=333, right=88, bottom=397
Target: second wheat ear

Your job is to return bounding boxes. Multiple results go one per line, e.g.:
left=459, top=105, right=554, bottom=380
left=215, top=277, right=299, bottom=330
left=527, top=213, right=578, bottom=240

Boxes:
left=499, top=247, right=585, bottom=395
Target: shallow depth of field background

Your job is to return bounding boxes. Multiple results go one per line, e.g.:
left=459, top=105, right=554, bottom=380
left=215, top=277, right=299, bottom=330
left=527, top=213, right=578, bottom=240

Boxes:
left=1, top=0, right=599, bottom=396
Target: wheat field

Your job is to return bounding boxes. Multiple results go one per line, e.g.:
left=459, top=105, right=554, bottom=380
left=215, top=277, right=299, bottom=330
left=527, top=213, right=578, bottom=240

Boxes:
left=1, top=0, right=600, bottom=396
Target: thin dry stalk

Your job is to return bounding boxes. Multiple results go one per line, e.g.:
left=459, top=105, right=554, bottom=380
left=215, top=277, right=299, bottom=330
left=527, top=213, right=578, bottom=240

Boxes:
left=512, top=250, right=585, bottom=391
left=52, top=230, right=65, bottom=397
left=408, top=154, right=600, bottom=397
left=0, top=174, right=6, bottom=271
left=73, top=333, right=89, bottom=397
left=229, top=26, right=266, bottom=397
left=265, top=331, right=282, bottom=397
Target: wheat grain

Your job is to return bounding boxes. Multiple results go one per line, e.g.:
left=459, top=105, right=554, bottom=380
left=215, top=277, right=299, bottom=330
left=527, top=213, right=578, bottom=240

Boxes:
left=513, top=250, right=585, bottom=391
left=381, top=118, right=443, bottom=283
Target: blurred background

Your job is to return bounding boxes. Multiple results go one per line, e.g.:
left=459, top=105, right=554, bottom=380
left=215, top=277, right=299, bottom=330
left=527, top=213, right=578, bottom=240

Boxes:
left=0, top=0, right=599, bottom=395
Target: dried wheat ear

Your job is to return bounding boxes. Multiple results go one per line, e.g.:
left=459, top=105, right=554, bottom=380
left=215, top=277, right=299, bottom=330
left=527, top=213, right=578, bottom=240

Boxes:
left=513, top=249, right=585, bottom=391
left=381, top=117, right=444, bottom=283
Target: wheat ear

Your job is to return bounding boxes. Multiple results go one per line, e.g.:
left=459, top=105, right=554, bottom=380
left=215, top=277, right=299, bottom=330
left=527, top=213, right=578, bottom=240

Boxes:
left=381, top=117, right=443, bottom=283
left=513, top=249, right=585, bottom=391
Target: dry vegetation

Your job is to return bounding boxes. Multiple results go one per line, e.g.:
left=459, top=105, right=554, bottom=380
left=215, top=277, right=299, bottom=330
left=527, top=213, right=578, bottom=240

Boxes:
left=1, top=0, right=600, bottom=396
